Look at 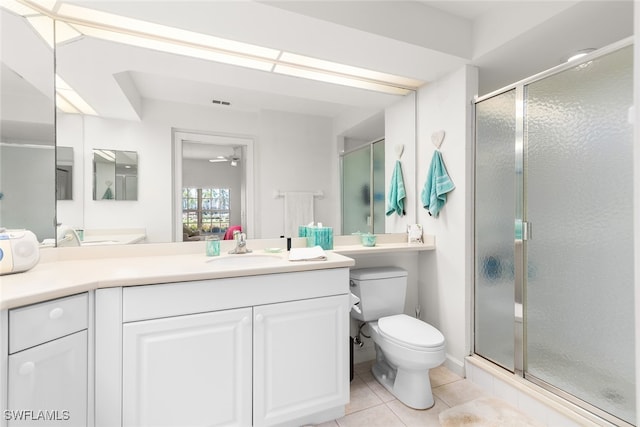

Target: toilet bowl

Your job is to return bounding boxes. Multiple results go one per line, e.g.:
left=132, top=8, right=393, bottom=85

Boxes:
left=349, top=267, right=446, bottom=410
left=368, top=314, right=445, bottom=409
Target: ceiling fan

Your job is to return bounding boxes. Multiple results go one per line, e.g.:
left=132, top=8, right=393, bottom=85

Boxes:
left=208, top=147, right=241, bottom=166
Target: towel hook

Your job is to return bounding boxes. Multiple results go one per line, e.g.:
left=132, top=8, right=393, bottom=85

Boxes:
left=431, top=130, right=445, bottom=149
left=394, top=144, right=404, bottom=159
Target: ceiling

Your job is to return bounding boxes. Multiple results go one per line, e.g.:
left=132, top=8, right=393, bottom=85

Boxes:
left=1, top=1, right=635, bottom=128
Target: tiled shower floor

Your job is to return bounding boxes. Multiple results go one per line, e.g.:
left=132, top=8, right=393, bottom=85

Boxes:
left=315, top=361, right=493, bottom=427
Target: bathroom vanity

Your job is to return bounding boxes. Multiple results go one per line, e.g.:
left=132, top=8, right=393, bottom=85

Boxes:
left=0, top=246, right=355, bottom=427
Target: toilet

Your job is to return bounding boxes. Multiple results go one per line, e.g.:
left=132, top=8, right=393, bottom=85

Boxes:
left=350, top=267, right=445, bottom=410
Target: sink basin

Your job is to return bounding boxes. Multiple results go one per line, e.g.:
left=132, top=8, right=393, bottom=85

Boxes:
left=205, top=253, right=283, bottom=267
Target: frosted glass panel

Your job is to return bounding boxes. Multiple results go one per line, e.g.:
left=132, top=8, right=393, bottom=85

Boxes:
left=525, top=46, right=635, bottom=423
left=342, top=146, right=371, bottom=234
left=474, top=89, right=516, bottom=371
left=372, top=140, right=385, bottom=234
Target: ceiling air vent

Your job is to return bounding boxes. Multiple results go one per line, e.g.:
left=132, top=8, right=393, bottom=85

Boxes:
left=212, top=99, right=231, bottom=106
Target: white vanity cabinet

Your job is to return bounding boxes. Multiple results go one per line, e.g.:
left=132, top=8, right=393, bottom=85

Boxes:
left=3, top=293, right=90, bottom=427
left=253, top=295, right=348, bottom=427
left=122, top=307, right=253, bottom=427
left=97, top=268, right=350, bottom=427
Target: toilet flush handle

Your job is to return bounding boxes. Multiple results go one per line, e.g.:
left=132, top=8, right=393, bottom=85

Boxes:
left=349, top=292, right=361, bottom=314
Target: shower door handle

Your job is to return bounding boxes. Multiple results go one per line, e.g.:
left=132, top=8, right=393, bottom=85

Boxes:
left=522, top=221, right=532, bottom=241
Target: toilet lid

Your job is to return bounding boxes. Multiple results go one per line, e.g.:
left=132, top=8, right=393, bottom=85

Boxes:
left=378, top=314, right=445, bottom=350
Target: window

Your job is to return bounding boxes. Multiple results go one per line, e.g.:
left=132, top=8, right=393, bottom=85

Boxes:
left=182, top=188, right=230, bottom=235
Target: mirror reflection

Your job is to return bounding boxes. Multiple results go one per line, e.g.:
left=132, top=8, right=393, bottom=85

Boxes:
left=0, top=7, right=55, bottom=242
left=56, top=146, right=73, bottom=200
left=51, top=2, right=415, bottom=243
left=342, top=139, right=386, bottom=235
left=93, top=149, right=138, bottom=201
left=4, top=2, right=418, bottom=244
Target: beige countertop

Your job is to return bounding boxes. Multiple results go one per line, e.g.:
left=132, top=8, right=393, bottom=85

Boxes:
left=0, top=234, right=434, bottom=310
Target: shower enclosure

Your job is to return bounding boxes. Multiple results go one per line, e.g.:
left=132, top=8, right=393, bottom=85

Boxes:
left=341, top=139, right=385, bottom=234
left=474, top=41, right=635, bottom=425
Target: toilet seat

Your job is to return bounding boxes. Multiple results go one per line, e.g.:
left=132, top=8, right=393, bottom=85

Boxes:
left=378, top=314, right=445, bottom=351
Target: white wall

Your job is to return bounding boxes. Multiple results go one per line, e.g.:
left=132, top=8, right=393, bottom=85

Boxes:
left=416, top=65, right=479, bottom=376
left=384, top=91, right=417, bottom=232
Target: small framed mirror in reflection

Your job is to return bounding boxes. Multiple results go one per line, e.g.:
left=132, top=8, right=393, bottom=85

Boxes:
left=93, top=149, right=138, bottom=200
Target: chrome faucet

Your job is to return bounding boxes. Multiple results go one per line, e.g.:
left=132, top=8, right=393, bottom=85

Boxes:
left=229, top=231, right=251, bottom=254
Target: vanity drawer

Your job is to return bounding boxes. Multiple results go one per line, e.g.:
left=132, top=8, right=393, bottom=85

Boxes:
left=9, top=293, right=88, bottom=354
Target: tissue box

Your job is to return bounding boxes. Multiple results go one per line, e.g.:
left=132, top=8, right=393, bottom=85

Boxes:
left=306, top=226, right=333, bottom=250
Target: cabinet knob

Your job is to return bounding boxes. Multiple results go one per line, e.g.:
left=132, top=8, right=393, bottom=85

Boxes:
left=19, top=361, right=35, bottom=375
left=255, top=314, right=264, bottom=323
left=49, top=307, right=64, bottom=320
left=241, top=316, right=250, bottom=325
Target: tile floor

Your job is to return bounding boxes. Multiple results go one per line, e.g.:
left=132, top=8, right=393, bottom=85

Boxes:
left=316, top=360, right=492, bottom=427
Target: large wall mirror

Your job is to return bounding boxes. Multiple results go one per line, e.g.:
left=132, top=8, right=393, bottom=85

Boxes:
left=3, top=1, right=420, bottom=245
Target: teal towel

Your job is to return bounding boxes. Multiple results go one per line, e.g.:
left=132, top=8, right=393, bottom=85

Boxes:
left=386, top=160, right=406, bottom=216
left=102, top=187, right=114, bottom=200
left=422, top=150, right=454, bottom=217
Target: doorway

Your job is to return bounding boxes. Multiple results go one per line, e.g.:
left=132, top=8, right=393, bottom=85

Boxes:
left=172, top=130, right=254, bottom=242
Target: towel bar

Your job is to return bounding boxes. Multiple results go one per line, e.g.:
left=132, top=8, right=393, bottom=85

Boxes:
left=273, top=190, right=324, bottom=199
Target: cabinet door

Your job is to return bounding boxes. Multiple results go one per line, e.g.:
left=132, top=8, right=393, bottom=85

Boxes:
left=7, top=331, right=87, bottom=427
left=253, top=295, right=349, bottom=427
left=122, top=308, right=252, bottom=427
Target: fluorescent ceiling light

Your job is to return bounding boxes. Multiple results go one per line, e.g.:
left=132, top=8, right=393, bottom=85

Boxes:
left=55, top=93, right=79, bottom=114
left=11, top=0, right=422, bottom=95
left=70, top=23, right=274, bottom=72
left=26, top=14, right=53, bottom=47
left=57, top=3, right=280, bottom=60
left=94, top=149, right=115, bottom=162
left=55, top=20, right=81, bottom=44
left=273, top=64, right=411, bottom=96
left=56, top=75, right=97, bottom=115
left=279, top=52, right=422, bottom=89
left=28, top=0, right=55, bottom=12
left=0, top=0, right=39, bottom=16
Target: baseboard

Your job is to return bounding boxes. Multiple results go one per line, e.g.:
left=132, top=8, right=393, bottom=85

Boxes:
left=444, top=353, right=465, bottom=377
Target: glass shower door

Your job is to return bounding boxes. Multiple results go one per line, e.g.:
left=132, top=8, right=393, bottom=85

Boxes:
left=525, top=45, right=635, bottom=424
left=474, top=89, right=517, bottom=371
left=342, top=146, right=371, bottom=234
left=342, top=140, right=386, bottom=235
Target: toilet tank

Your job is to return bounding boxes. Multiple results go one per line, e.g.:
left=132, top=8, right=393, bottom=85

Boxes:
left=350, top=267, right=408, bottom=322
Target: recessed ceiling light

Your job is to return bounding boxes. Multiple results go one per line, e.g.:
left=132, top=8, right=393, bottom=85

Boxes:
left=566, top=48, right=596, bottom=63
